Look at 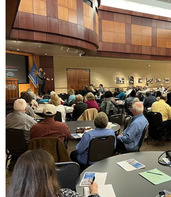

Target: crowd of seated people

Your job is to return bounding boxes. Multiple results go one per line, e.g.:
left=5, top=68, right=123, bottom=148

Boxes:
left=6, top=83, right=171, bottom=173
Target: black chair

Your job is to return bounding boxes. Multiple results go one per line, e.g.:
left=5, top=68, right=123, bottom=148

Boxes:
left=54, top=111, right=62, bottom=122
left=109, top=114, right=122, bottom=135
left=146, top=112, right=168, bottom=144
left=58, top=93, right=69, bottom=102
left=6, top=128, right=28, bottom=167
left=55, top=161, right=80, bottom=191
left=87, top=135, right=115, bottom=166
left=137, top=123, right=149, bottom=151
left=123, top=115, right=132, bottom=130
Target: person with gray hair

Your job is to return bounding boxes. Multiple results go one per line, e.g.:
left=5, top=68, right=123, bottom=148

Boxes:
left=70, top=112, right=116, bottom=168
left=6, top=99, right=37, bottom=143
left=115, top=102, right=148, bottom=153
left=6, top=98, right=37, bottom=171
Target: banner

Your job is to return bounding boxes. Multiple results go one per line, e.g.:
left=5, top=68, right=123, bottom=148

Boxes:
left=28, top=61, right=38, bottom=88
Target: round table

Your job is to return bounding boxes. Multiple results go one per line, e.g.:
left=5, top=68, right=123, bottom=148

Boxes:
left=76, top=151, right=171, bottom=197
left=66, top=121, right=120, bottom=134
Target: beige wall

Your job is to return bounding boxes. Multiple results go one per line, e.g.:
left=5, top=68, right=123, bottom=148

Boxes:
left=54, top=56, right=171, bottom=93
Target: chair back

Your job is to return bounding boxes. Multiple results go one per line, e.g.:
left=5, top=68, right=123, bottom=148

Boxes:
left=146, top=112, right=164, bottom=140
left=55, top=161, right=80, bottom=191
left=124, top=115, right=132, bottom=129
left=54, top=111, right=62, bottom=122
left=146, top=112, right=163, bottom=127
left=137, top=123, right=149, bottom=151
left=6, top=128, right=28, bottom=166
left=77, top=108, right=98, bottom=121
left=28, top=137, right=70, bottom=162
left=6, top=128, right=28, bottom=156
left=109, top=114, right=122, bottom=125
left=58, top=93, right=69, bottom=101
left=88, top=135, right=115, bottom=165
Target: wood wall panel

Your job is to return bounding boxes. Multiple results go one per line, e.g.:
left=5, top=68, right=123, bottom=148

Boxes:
left=33, top=0, right=47, bottom=16
left=11, top=0, right=99, bottom=54
left=34, top=15, right=47, bottom=32
left=77, top=0, right=83, bottom=26
left=97, top=6, right=171, bottom=60
left=46, top=0, right=58, bottom=18
left=19, top=12, right=33, bottom=29
left=19, top=0, right=33, bottom=14
left=47, top=17, right=59, bottom=34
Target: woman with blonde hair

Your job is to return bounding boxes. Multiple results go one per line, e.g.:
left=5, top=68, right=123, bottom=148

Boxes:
left=7, top=149, right=99, bottom=197
left=67, top=89, right=76, bottom=106
left=51, top=93, right=73, bottom=122
left=85, top=92, right=99, bottom=111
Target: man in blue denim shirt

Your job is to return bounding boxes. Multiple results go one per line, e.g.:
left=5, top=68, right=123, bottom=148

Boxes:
left=116, top=102, right=148, bottom=153
left=70, top=112, right=116, bottom=166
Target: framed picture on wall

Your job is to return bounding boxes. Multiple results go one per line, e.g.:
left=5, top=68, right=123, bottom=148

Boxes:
left=156, top=78, right=161, bottom=83
left=116, top=77, right=124, bottom=84
left=164, top=78, right=170, bottom=83
left=138, top=78, right=142, bottom=83
left=128, top=76, right=134, bottom=85
left=146, top=78, right=153, bottom=84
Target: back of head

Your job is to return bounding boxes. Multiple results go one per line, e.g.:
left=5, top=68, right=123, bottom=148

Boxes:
left=145, top=91, right=151, bottom=97
left=51, top=94, right=60, bottom=106
left=68, top=89, right=75, bottom=95
left=132, top=102, right=144, bottom=115
left=160, top=94, right=167, bottom=101
left=130, top=90, right=136, bottom=97
left=94, top=112, right=108, bottom=128
left=104, top=91, right=113, bottom=98
left=7, top=149, right=60, bottom=197
left=43, top=104, right=57, bottom=117
left=50, top=91, right=56, bottom=96
left=85, top=92, right=95, bottom=101
left=21, top=91, right=33, bottom=104
left=75, top=94, right=83, bottom=102
left=13, top=99, right=27, bottom=112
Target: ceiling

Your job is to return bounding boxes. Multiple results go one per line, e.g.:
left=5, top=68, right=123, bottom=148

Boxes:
left=6, top=40, right=85, bottom=57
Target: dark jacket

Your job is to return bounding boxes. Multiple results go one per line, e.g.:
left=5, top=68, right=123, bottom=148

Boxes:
left=144, top=95, right=156, bottom=108
left=73, top=102, right=88, bottom=120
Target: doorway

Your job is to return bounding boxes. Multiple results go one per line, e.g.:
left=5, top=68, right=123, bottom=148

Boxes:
left=67, top=68, right=90, bottom=91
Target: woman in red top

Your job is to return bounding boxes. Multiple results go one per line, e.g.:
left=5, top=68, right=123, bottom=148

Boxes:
left=85, top=92, right=99, bottom=111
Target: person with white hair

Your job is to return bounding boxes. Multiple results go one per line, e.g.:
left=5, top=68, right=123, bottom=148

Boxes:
left=115, top=102, right=148, bottom=153
left=6, top=99, right=37, bottom=143
left=6, top=98, right=37, bottom=170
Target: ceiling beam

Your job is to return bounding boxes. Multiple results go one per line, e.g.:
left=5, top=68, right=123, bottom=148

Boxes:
left=6, top=0, right=21, bottom=39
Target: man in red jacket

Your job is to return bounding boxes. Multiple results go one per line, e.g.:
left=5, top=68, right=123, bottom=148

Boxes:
left=30, top=104, right=71, bottom=143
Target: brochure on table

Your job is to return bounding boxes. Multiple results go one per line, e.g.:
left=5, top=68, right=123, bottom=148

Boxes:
left=117, top=158, right=145, bottom=171
left=79, top=172, right=116, bottom=197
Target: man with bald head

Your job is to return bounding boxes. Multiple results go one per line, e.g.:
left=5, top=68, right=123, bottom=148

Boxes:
left=115, top=102, right=148, bottom=153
